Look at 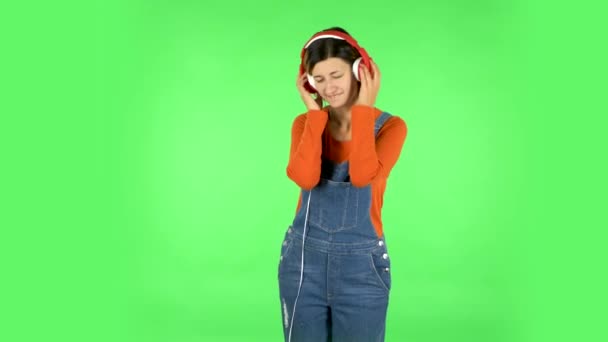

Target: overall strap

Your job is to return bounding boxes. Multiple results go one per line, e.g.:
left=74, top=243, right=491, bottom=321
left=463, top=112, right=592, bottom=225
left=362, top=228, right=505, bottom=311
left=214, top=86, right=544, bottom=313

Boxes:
left=374, top=112, right=392, bottom=137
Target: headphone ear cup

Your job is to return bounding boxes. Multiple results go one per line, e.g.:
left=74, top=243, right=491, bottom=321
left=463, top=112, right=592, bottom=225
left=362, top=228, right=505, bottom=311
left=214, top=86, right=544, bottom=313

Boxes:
left=306, top=74, right=316, bottom=91
left=352, top=57, right=363, bottom=81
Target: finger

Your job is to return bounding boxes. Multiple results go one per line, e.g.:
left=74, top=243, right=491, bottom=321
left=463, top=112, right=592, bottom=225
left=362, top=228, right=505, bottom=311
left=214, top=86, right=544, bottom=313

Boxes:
left=297, top=73, right=307, bottom=88
left=358, top=65, right=369, bottom=102
left=371, top=61, right=380, bottom=87
left=358, top=64, right=365, bottom=82
left=366, top=61, right=377, bottom=90
left=358, top=65, right=366, bottom=91
left=362, top=64, right=371, bottom=88
left=367, top=61, right=374, bottom=79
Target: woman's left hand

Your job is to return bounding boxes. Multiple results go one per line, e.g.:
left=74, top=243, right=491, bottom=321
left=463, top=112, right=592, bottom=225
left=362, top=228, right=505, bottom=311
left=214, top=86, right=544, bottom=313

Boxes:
left=355, top=60, right=381, bottom=107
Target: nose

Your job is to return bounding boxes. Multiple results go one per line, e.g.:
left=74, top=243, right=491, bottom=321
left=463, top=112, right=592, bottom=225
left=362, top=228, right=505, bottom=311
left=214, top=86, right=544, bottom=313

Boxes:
left=324, top=78, right=338, bottom=91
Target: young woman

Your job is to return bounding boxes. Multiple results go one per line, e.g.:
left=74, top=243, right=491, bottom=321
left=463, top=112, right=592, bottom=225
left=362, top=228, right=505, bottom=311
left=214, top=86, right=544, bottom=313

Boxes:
left=278, top=27, right=408, bottom=342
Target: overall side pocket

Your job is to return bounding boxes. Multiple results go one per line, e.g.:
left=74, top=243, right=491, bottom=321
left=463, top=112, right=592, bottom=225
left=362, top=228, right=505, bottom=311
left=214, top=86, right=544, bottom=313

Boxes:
left=368, top=245, right=392, bottom=293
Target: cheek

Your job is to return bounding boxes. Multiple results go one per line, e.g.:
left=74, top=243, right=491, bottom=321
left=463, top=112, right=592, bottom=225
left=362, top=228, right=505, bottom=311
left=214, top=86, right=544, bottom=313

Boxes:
left=336, top=77, right=352, bottom=92
left=343, top=78, right=356, bottom=95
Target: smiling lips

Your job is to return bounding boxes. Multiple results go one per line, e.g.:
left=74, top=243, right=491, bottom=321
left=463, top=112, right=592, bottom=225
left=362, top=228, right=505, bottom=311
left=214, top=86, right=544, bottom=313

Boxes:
left=327, top=93, right=343, bottom=101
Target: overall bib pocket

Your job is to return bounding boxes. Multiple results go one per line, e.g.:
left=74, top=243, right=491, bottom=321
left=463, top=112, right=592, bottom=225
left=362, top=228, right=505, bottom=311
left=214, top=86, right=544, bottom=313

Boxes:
left=308, top=180, right=359, bottom=233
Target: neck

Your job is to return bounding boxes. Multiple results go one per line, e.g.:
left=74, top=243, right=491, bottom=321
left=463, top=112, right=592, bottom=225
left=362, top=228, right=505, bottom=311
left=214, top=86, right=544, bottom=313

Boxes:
left=329, top=106, right=351, bottom=127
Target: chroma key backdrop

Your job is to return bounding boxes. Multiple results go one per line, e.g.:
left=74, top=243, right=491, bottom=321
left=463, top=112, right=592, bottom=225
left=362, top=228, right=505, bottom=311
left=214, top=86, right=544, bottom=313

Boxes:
left=2, top=0, right=606, bottom=342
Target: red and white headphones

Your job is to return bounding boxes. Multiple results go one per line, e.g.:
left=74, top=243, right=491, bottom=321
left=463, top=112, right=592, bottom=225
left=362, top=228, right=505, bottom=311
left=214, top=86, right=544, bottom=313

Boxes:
left=299, top=30, right=373, bottom=94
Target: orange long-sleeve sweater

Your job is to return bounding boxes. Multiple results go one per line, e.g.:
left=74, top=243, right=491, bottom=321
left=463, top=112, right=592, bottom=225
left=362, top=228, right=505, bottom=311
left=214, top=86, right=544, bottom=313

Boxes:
left=286, top=104, right=407, bottom=238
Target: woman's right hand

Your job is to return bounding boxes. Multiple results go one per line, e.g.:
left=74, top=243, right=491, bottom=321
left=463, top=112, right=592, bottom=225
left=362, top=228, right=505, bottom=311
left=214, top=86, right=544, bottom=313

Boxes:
left=296, top=73, right=324, bottom=111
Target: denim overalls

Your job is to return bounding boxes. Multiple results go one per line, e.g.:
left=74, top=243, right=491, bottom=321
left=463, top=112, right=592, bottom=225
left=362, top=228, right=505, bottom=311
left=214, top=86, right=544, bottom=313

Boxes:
left=278, top=112, right=393, bottom=342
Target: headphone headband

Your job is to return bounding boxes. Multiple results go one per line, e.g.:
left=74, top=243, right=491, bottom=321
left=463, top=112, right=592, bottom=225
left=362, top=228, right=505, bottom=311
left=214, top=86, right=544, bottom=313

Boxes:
left=304, top=34, right=345, bottom=48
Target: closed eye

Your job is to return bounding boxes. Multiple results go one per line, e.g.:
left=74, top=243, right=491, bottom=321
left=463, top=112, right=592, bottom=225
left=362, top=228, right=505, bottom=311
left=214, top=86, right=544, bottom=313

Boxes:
left=314, top=74, right=343, bottom=82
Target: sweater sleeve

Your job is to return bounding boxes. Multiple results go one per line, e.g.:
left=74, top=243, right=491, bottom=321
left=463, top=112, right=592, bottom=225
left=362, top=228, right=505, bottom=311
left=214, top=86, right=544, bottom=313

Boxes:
left=348, top=105, right=408, bottom=187
left=286, top=110, right=328, bottom=189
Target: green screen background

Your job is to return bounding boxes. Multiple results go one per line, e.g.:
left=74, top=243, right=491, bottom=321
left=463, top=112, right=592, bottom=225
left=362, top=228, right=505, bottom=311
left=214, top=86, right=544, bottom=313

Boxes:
left=2, top=0, right=606, bottom=341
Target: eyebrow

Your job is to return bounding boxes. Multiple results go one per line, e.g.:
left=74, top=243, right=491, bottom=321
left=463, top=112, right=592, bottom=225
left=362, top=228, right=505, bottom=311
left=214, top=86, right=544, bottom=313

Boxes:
left=314, top=71, right=343, bottom=78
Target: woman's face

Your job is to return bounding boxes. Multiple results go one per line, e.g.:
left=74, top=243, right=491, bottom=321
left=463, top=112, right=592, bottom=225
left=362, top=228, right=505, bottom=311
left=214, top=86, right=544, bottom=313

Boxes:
left=310, top=57, right=357, bottom=108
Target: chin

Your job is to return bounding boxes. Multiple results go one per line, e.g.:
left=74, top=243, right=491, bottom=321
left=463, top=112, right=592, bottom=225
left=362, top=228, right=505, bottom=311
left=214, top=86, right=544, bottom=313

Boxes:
left=328, top=99, right=347, bottom=108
